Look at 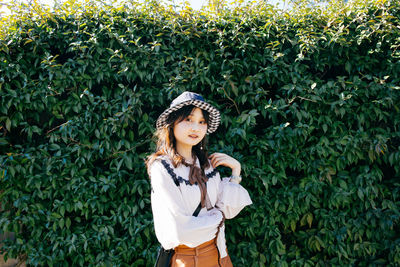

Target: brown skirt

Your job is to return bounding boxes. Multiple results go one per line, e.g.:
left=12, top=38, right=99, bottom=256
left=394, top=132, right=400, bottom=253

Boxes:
left=170, top=238, right=233, bottom=267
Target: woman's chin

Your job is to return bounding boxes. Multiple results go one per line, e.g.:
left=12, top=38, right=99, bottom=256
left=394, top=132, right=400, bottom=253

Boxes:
left=186, top=139, right=201, bottom=146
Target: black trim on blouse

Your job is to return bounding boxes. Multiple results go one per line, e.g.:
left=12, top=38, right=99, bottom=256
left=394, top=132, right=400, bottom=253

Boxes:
left=161, top=159, right=218, bottom=186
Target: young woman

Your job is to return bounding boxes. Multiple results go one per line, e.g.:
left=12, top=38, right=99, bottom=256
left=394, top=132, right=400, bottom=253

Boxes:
left=146, top=92, right=252, bottom=267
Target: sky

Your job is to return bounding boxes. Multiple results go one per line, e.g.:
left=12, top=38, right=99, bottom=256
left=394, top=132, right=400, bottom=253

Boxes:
left=0, top=0, right=287, bottom=16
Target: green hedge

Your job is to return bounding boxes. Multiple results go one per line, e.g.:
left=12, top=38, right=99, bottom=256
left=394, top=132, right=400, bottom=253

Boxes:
left=1, top=0, right=400, bottom=266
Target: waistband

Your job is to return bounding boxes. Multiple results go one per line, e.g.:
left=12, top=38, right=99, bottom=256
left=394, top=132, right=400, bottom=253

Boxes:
left=174, top=238, right=216, bottom=256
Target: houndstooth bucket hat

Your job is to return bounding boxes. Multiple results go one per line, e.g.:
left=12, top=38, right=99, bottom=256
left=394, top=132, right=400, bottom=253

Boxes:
left=156, top=91, right=220, bottom=133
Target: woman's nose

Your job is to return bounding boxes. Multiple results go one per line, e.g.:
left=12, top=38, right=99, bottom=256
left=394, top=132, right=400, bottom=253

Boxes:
left=191, top=123, right=201, bottom=131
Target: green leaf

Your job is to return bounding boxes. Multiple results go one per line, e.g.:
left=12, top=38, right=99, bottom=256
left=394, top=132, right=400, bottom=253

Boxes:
left=306, top=213, right=313, bottom=228
left=6, top=118, right=11, bottom=131
left=52, top=213, right=62, bottom=219
left=290, top=221, right=296, bottom=232
left=345, top=61, right=351, bottom=74
left=66, top=217, right=71, bottom=229
left=59, top=218, right=64, bottom=229
left=125, top=156, right=133, bottom=170
left=49, top=144, right=60, bottom=150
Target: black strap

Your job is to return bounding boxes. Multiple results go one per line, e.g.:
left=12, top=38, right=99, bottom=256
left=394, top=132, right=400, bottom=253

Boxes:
left=192, top=182, right=207, bottom=217
left=192, top=202, right=202, bottom=217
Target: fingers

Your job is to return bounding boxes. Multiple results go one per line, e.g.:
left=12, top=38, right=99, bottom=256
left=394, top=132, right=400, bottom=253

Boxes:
left=209, top=153, right=222, bottom=166
left=212, top=158, right=224, bottom=168
left=209, top=153, right=230, bottom=168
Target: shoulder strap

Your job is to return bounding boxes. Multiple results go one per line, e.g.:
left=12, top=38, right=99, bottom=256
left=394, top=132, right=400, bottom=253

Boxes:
left=193, top=181, right=208, bottom=216
left=192, top=202, right=202, bottom=217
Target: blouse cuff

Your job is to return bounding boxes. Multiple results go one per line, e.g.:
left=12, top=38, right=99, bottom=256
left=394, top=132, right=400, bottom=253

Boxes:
left=217, top=178, right=253, bottom=219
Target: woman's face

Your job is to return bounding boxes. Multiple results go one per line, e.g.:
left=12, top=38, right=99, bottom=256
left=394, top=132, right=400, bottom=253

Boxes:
left=173, top=107, right=208, bottom=149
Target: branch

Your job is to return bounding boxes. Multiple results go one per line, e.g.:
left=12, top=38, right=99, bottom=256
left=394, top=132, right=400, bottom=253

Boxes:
left=221, top=86, right=240, bottom=115
left=288, top=96, right=317, bottom=105
left=46, top=121, right=71, bottom=135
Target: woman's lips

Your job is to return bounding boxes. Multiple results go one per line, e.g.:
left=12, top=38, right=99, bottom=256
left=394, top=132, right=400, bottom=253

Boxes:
left=188, top=134, right=198, bottom=138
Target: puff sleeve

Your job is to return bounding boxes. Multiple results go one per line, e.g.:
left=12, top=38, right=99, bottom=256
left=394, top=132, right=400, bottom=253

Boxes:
left=215, top=177, right=253, bottom=219
left=150, top=160, right=224, bottom=249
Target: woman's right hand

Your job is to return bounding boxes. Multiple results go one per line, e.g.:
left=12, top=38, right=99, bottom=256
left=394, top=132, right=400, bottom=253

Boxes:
left=209, top=152, right=241, bottom=176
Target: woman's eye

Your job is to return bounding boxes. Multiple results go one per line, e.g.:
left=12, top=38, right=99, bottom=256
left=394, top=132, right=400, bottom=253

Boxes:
left=200, top=121, right=206, bottom=124
left=185, top=118, right=191, bottom=121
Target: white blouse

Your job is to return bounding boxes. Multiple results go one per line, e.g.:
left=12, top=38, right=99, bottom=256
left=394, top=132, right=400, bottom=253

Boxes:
left=150, top=155, right=252, bottom=258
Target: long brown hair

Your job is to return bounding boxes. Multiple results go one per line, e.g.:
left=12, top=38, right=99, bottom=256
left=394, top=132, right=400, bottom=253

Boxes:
left=146, top=105, right=211, bottom=175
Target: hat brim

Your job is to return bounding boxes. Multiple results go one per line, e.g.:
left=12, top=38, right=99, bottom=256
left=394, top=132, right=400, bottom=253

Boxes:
left=156, top=99, right=220, bottom=133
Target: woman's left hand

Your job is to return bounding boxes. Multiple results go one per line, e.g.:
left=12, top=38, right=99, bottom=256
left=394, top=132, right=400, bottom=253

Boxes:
left=209, top=153, right=241, bottom=176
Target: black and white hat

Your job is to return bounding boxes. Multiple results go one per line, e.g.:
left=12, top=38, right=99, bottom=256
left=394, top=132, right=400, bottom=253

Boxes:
left=156, top=91, right=220, bottom=133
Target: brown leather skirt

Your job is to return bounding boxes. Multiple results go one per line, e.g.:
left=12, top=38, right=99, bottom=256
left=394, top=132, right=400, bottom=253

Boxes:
left=170, top=238, right=233, bottom=267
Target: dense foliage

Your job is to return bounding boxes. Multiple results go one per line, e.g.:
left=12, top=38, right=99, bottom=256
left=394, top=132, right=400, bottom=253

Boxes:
left=1, top=0, right=399, bottom=266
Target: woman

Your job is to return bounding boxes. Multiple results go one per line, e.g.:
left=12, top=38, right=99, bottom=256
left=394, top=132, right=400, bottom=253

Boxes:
left=146, top=91, right=252, bottom=267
